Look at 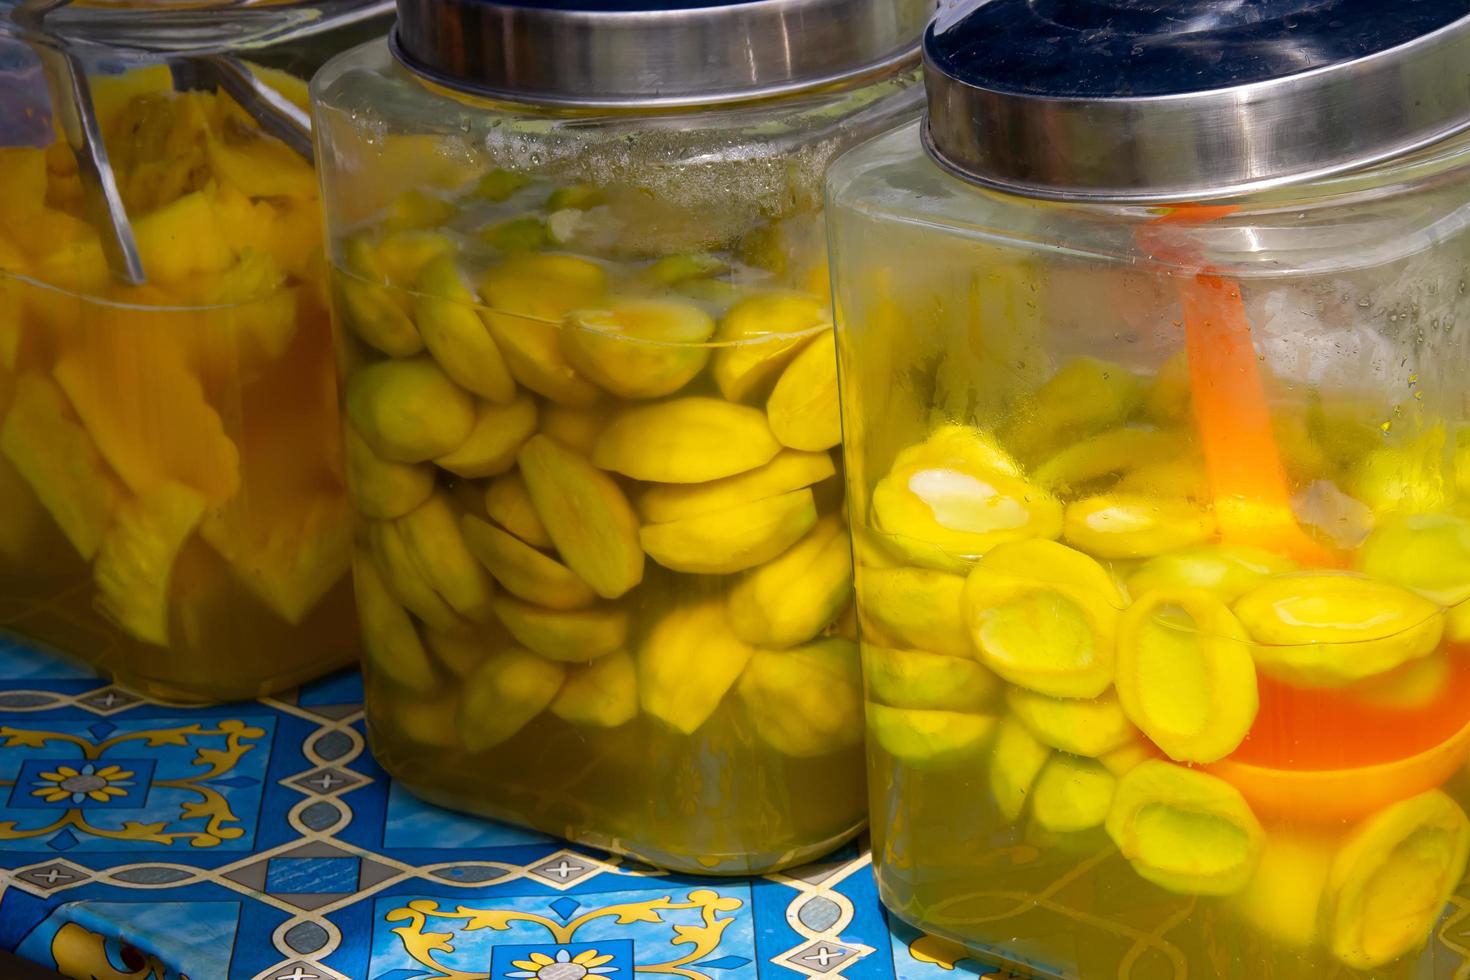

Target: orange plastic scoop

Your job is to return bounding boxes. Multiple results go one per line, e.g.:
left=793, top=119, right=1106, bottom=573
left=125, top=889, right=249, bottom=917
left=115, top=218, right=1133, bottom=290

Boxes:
left=1141, top=207, right=1335, bottom=566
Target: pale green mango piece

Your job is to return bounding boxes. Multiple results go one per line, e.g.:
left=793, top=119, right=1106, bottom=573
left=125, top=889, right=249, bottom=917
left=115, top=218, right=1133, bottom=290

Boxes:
left=1031, top=755, right=1116, bottom=833
left=857, top=565, right=970, bottom=659
left=477, top=253, right=607, bottom=406
left=345, top=425, right=434, bottom=520
left=338, top=236, right=421, bottom=357
left=491, top=594, right=627, bottom=663
left=736, top=639, right=863, bottom=757
left=397, top=493, right=497, bottom=623
left=1005, top=686, right=1133, bottom=758
left=434, top=393, right=538, bottom=479
left=367, top=518, right=465, bottom=633
left=638, top=600, right=753, bottom=734
left=484, top=472, right=554, bottom=549
left=990, top=715, right=1051, bottom=821
left=354, top=548, right=437, bottom=693
left=462, top=514, right=596, bottom=610
left=414, top=253, right=517, bottom=403
left=551, top=649, right=638, bottom=728
left=458, top=646, right=565, bottom=751
left=866, top=703, right=997, bottom=771
left=863, top=645, right=1001, bottom=712
left=346, top=357, right=476, bottom=463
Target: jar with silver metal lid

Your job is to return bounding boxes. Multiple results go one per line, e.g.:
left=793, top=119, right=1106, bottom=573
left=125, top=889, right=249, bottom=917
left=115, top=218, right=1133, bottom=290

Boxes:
left=0, top=1, right=390, bottom=702
left=311, top=0, right=926, bottom=873
left=826, top=1, right=1470, bottom=974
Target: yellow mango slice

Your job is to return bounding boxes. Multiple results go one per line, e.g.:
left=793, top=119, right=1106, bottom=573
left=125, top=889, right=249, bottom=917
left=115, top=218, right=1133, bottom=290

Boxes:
left=964, top=569, right=1118, bottom=698
left=727, top=514, right=852, bottom=647
left=1326, top=789, right=1470, bottom=970
left=434, top=393, right=538, bottom=479
left=978, top=538, right=1124, bottom=607
left=384, top=189, right=457, bottom=231
left=0, top=148, right=46, bottom=228
left=462, top=515, right=596, bottom=610
left=1234, top=572, right=1443, bottom=687
left=871, top=425, right=1060, bottom=572
left=1116, top=589, right=1257, bottom=763
left=0, top=451, right=53, bottom=565
left=0, top=374, right=122, bottom=559
left=593, top=397, right=781, bottom=483
left=1229, top=833, right=1334, bottom=951
left=1114, top=458, right=1211, bottom=501
left=736, top=639, right=863, bottom=757
left=337, top=239, right=422, bottom=357
left=414, top=254, right=517, bottom=403
left=478, top=254, right=607, bottom=406
left=1105, top=761, right=1264, bottom=896
left=551, top=649, right=638, bottom=728
left=397, top=493, right=496, bottom=623
left=766, top=334, right=841, bottom=452
left=866, top=703, right=997, bottom=771
left=517, top=435, right=644, bottom=599
left=345, top=426, right=435, bottom=520
left=1349, top=426, right=1448, bottom=515
left=639, top=488, right=817, bottom=575
left=1144, top=351, right=1191, bottom=423
left=367, top=518, right=466, bottom=634
left=388, top=690, right=463, bottom=749
left=345, top=357, right=477, bottom=463
left=712, top=291, right=826, bottom=402
left=638, top=600, right=753, bottom=734
left=539, top=403, right=607, bottom=454
left=93, top=482, right=207, bottom=646
left=1062, top=493, right=1216, bottom=559
left=425, top=624, right=517, bottom=679
left=458, top=646, right=566, bottom=751
left=490, top=594, right=626, bottom=663
left=473, top=169, right=532, bottom=202
left=1031, top=755, right=1116, bottom=833
left=54, top=326, right=239, bottom=506
left=1005, top=686, right=1133, bottom=758
left=989, top=715, right=1052, bottom=821
left=863, top=645, right=1001, bottom=712
left=1128, top=545, right=1295, bottom=603
left=1033, top=427, right=1187, bottom=492
left=1005, top=357, right=1143, bottom=459
left=562, top=297, right=716, bottom=399
left=484, top=472, right=554, bottom=549
left=353, top=548, right=437, bottom=693
left=131, top=190, right=238, bottom=285
left=856, top=566, right=970, bottom=659
left=637, top=450, right=834, bottom=524
left=1359, top=513, right=1470, bottom=606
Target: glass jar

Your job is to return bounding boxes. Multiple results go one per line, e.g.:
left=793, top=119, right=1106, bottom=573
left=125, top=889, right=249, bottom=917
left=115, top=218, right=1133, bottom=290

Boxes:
left=0, top=2, right=390, bottom=702
left=828, top=3, right=1470, bottom=976
left=312, top=0, right=927, bottom=873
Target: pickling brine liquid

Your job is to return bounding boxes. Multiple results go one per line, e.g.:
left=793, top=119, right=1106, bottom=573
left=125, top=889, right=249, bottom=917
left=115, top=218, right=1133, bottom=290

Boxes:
left=333, top=171, right=865, bottom=873
left=849, top=347, right=1470, bottom=977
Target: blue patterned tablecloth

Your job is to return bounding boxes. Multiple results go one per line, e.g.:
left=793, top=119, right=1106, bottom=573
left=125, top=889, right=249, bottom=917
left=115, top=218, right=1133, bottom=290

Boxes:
left=0, top=638, right=1013, bottom=980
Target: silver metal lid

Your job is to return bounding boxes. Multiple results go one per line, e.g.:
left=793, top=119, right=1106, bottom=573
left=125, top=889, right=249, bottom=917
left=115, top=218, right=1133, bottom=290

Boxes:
left=391, top=0, right=931, bottom=108
left=923, top=0, right=1470, bottom=202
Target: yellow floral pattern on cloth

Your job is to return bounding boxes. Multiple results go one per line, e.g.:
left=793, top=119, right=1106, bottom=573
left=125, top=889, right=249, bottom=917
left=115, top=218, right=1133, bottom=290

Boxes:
left=508, top=948, right=619, bottom=980
left=31, top=764, right=135, bottom=805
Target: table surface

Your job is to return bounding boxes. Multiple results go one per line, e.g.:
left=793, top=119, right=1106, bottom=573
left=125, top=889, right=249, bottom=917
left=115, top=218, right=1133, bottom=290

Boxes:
left=0, top=639, right=1018, bottom=980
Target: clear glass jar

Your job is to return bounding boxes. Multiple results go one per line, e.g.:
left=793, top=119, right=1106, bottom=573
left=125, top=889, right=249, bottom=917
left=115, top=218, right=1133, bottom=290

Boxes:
left=311, top=6, right=924, bottom=873
left=828, top=111, right=1470, bottom=976
left=0, top=4, right=388, bottom=702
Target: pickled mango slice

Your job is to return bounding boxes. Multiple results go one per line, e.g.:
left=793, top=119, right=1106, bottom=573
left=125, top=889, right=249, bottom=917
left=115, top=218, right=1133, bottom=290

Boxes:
left=367, top=517, right=466, bottom=634
left=478, top=254, right=607, bottom=406
left=484, top=472, right=554, bottom=549
left=562, top=297, right=716, bottom=399
left=640, top=489, right=816, bottom=575
left=736, top=639, right=863, bottom=757
left=458, top=646, right=566, bottom=752
left=866, top=703, right=997, bottom=771
left=1005, top=357, right=1144, bottom=459
left=338, top=238, right=422, bottom=357
left=396, top=493, right=496, bottom=623
left=93, top=482, right=207, bottom=646
left=964, top=569, right=1118, bottom=698
left=384, top=189, right=456, bottom=231
left=1116, top=589, right=1257, bottom=763
left=990, top=716, right=1052, bottom=821
left=1326, top=789, right=1470, bottom=969
left=712, top=291, right=826, bottom=402
left=1105, top=761, right=1264, bottom=896
left=1031, top=755, right=1117, bottom=833
left=1033, top=427, right=1186, bottom=493
left=1128, top=545, right=1294, bottom=603
left=766, top=335, right=841, bottom=452
left=1144, top=351, right=1191, bottom=423
left=346, top=357, right=477, bottom=463
left=1062, top=493, right=1215, bottom=559
left=1234, top=572, right=1443, bottom=687
left=54, top=326, right=239, bottom=506
left=551, top=649, right=638, bottom=728
left=1229, top=833, right=1334, bottom=950
left=480, top=215, right=548, bottom=253
left=473, top=169, right=531, bottom=202
left=463, top=515, right=596, bottom=610
left=637, top=450, right=835, bottom=523
left=863, top=645, right=1001, bottom=712
left=871, top=426, right=1060, bottom=571
left=1349, top=426, right=1448, bottom=515
left=538, top=403, right=607, bottom=454
left=491, top=594, right=626, bottom=663
left=434, top=394, right=538, bottom=479
left=640, top=252, right=727, bottom=287
left=345, top=426, right=435, bottom=520
left=856, top=566, right=970, bottom=659
left=388, top=689, right=462, bottom=749
left=978, top=538, right=1124, bottom=606
left=353, top=548, right=437, bottom=693
left=1114, top=458, right=1211, bottom=501
left=1359, top=513, right=1470, bottom=606
left=424, top=625, right=508, bottom=679
left=593, top=397, right=781, bottom=483
left=638, top=600, right=754, bottom=734
left=0, top=374, right=122, bottom=559
left=518, top=435, right=644, bottom=599
left=374, top=229, right=454, bottom=286
left=414, top=254, right=517, bottom=403
left=1005, top=687, right=1133, bottom=758
left=726, top=514, right=851, bottom=646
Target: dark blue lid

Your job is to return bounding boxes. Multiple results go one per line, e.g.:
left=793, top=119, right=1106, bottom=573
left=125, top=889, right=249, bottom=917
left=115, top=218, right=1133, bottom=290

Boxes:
left=921, top=0, right=1470, bottom=200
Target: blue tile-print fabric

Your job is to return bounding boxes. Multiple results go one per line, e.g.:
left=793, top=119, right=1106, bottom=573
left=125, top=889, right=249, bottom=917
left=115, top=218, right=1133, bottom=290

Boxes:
left=0, top=637, right=1025, bottom=980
